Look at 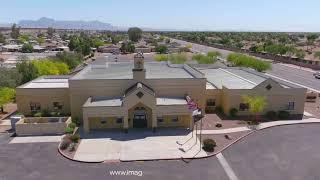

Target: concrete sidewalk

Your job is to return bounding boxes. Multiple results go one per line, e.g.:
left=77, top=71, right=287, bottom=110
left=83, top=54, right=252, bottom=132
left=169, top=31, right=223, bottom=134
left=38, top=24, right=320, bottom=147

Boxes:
left=198, top=118, right=320, bottom=135
left=73, top=129, right=207, bottom=162
left=10, top=135, right=62, bottom=144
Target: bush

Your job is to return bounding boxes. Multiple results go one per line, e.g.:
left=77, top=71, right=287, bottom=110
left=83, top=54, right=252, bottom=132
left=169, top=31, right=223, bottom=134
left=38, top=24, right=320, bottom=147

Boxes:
left=72, top=117, right=80, bottom=126
left=59, top=139, right=71, bottom=150
left=68, top=122, right=77, bottom=129
left=266, top=111, right=277, bottom=120
left=202, top=139, right=216, bottom=152
left=229, top=108, right=238, bottom=117
left=65, top=127, right=74, bottom=134
left=168, top=53, right=187, bottom=64
left=207, top=51, right=221, bottom=58
left=155, top=45, right=168, bottom=54
left=278, top=110, right=290, bottom=119
left=215, top=106, right=224, bottom=114
left=68, top=143, right=76, bottom=152
left=70, top=134, right=80, bottom=143
left=227, top=53, right=271, bottom=72
left=41, top=109, right=51, bottom=117
left=154, top=54, right=168, bottom=62
left=192, top=53, right=217, bottom=64
left=33, top=112, right=42, bottom=117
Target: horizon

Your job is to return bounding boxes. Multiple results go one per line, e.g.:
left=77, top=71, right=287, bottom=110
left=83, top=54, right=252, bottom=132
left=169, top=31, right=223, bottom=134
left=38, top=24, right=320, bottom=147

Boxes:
left=0, top=0, right=320, bottom=32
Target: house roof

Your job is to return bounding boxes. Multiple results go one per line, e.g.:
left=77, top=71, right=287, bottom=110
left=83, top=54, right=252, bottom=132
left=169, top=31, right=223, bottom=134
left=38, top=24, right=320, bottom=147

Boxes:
left=83, top=97, right=123, bottom=107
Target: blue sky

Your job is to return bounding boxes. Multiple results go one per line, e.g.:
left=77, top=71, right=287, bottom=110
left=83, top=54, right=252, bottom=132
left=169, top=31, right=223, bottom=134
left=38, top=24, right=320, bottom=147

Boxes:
left=0, top=0, right=319, bottom=32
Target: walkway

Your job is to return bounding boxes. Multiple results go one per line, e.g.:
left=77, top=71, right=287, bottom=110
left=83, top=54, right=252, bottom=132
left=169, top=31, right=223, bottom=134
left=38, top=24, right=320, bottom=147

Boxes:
left=74, top=129, right=207, bottom=162
left=198, top=117, right=320, bottom=135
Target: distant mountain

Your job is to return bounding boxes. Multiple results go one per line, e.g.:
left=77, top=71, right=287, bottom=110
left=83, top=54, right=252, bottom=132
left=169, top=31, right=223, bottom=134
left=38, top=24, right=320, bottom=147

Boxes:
left=17, top=17, right=116, bottom=30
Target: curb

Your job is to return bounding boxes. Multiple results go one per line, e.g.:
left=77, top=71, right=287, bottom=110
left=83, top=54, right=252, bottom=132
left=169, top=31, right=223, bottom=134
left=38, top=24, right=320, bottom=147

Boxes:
left=58, top=141, right=104, bottom=163
left=58, top=121, right=320, bottom=163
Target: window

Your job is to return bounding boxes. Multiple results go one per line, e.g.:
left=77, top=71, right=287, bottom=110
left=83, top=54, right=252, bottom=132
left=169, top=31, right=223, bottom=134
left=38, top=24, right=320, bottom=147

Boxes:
left=239, top=103, right=249, bottom=111
left=157, top=116, right=164, bottom=123
left=100, top=117, right=107, bottom=124
left=116, top=117, right=123, bottom=124
left=287, top=102, right=295, bottom=110
left=30, top=102, right=41, bottom=112
left=171, top=116, right=179, bottom=122
left=206, top=99, right=216, bottom=107
left=53, top=102, right=63, bottom=110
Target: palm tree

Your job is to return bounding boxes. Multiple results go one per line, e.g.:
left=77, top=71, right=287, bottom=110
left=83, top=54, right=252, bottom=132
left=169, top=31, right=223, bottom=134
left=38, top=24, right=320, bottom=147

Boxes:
left=242, top=95, right=267, bottom=124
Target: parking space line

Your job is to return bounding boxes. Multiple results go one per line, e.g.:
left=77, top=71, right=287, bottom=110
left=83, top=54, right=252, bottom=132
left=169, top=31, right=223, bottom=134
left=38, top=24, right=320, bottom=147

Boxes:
left=216, top=153, right=239, bottom=180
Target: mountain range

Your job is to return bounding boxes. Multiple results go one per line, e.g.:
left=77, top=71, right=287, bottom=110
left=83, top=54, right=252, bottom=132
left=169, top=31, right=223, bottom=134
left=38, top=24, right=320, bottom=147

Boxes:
left=15, top=17, right=118, bottom=30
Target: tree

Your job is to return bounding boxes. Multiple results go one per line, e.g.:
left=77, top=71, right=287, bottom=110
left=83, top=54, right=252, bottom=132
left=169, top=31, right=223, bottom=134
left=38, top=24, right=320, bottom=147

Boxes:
left=0, top=33, right=5, bottom=44
left=295, top=49, right=306, bottom=59
left=55, top=51, right=84, bottom=69
left=0, top=87, right=15, bottom=113
left=155, top=45, right=168, bottom=54
left=16, top=61, right=39, bottom=84
left=21, top=43, right=34, bottom=53
left=18, top=34, right=30, bottom=44
left=11, top=23, right=20, bottom=39
left=314, top=51, right=320, bottom=60
left=0, top=68, right=22, bottom=88
left=242, top=95, right=267, bottom=123
left=128, top=27, right=142, bottom=42
left=120, top=42, right=135, bottom=53
left=47, top=27, right=55, bottom=38
left=31, top=60, right=69, bottom=76
left=37, top=37, right=45, bottom=45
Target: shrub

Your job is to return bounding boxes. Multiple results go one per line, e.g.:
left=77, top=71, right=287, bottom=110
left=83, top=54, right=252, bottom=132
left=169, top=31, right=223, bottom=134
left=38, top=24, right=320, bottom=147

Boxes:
left=266, top=111, right=277, bottom=120
left=202, top=139, right=216, bottom=152
left=68, top=122, right=77, bottom=129
left=229, top=108, right=238, bottom=117
left=168, top=53, right=187, bottom=64
left=59, top=139, right=71, bottom=150
left=154, top=54, right=168, bottom=61
left=33, top=112, right=42, bottom=117
left=65, top=127, right=74, bottom=134
left=207, top=51, right=221, bottom=58
left=215, top=106, right=224, bottom=114
left=68, top=143, right=76, bottom=152
left=278, top=110, right=290, bottom=119
left=70, top=134, right=80, bottom=143
left=155, top=45, right=168, bottom=54
left=215, top=123, right=222, bottom=128
left=227, top=53, right=271, bottom=72
left=41, top=109, right=51, bottom=117
left=72, top=117, right=80, bottom=126
left=192, top=53, right=217, bottom=64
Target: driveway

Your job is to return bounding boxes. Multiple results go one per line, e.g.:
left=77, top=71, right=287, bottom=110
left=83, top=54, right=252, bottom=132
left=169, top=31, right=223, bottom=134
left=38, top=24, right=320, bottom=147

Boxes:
left=75, top=129, right=207, bottom=162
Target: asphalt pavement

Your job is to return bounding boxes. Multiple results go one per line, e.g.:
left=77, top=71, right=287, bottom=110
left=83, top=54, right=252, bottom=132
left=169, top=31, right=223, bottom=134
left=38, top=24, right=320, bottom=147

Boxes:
left=1, top=124, right=320, bottom=180
left=171, top=38, right=320, bottom=92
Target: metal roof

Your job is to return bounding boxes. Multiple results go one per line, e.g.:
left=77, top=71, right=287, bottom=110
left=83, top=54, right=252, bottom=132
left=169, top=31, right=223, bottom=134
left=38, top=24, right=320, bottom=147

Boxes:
left=19, top=76, right=70, bottom=89
left=156, top=97, right=187, bottom=105
left=83, top=97, right=123, bottom=107
left=200, top=68, right=299, bottom=89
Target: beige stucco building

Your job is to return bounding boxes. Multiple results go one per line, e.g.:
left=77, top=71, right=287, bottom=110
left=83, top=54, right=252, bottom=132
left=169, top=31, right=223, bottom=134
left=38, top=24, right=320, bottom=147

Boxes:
left=16, top=53, right=307, bottom=133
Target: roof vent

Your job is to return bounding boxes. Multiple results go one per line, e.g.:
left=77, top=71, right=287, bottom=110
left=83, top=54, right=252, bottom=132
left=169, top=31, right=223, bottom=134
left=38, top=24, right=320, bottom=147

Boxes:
left=266, top=84, right=272, bottom=90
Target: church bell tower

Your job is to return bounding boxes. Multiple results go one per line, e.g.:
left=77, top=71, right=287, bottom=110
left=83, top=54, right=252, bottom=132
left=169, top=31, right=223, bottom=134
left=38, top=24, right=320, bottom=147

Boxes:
left=133, top=52, right=146, bottom=81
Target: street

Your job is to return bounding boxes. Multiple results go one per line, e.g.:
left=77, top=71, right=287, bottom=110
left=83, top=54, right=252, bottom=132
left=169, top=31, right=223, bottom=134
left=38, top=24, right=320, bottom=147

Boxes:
left=171, top=38, right=320, bottom=92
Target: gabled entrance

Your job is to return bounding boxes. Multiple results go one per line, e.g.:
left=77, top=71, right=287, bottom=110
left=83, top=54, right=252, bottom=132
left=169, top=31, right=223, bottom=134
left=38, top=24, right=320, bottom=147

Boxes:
left=133, top=107, right=148, bottom=128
